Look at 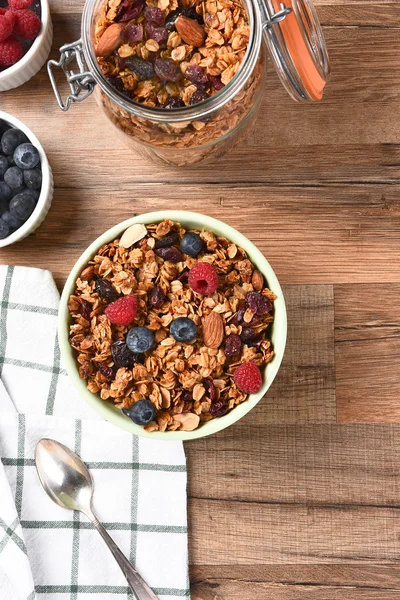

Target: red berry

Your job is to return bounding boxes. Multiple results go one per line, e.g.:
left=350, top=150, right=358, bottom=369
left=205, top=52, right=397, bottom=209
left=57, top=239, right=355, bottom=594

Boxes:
left=234, top=361, right=263, bottom=394
left=105, top=295, right=138, bottom=326
left=12, top=9, right=41, bottom=40
left=0, top=9, right=15, bottom=42
left=0, top=36, right=23, bottom=67
left=188, top=262, right=218, bottom=295
left=8, top=0, right=34, bottom=9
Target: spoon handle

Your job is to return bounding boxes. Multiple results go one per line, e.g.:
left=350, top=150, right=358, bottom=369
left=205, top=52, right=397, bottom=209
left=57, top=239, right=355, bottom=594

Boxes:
left=87, top=510, right=159, bottom=600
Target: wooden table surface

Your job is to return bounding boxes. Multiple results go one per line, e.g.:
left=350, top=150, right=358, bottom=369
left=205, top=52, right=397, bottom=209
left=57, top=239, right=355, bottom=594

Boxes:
left=1, top=0, right=400, bottom=597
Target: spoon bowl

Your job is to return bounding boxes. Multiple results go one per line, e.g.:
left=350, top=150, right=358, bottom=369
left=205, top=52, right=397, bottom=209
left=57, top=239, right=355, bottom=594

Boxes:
left=35, top=439, right=93, bottom=512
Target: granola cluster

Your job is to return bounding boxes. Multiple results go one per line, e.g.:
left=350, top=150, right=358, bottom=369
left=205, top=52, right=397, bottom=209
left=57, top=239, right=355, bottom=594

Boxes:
left=95, top=0, right=250, bottom=108
left=68, top=219, right=276, bottom=432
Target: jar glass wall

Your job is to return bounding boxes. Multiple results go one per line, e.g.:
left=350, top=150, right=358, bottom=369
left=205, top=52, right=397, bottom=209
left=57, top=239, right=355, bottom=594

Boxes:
left=82, top=0, right=265, bottom=165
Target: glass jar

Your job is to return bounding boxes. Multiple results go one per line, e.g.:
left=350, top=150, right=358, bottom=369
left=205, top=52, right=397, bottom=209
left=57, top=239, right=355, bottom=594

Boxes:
left=48, top=0, right=329, bottom=166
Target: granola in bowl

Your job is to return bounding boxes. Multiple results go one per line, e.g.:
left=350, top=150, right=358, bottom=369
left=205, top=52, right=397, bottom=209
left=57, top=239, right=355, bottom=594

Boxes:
left=67, top=217, right=277, bottom=433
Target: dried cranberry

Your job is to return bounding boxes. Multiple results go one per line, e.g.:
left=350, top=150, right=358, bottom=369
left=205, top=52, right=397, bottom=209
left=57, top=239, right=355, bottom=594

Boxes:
left=203, top=379, right=216, bottom=403
left=78, top=298, right=91, bottom=321
left=225, top=334, right=242, bottom=357
left=149, top=285, right=165, bottom=309
left=245, top=292, right=272, bottom=315
left=95, top=279, right=119, bottom=303
left=144, top=5, right=165, bottom=25
left=125, top=23, right=143, bottom=43
left=106, top=75, right=128, bottom=95
left=209, top=75, right=224, bottom=91
left=181, top=390, right=193, bottom=403
left=145, top=22, right=168, bottom=45
left=231, top=303, right=246, bottom=325
left=189, top=89, right=208, bottom=106
left=163, top=96, right=185, bottom=109
left=154, top=57, right=181, bottom=82
left=97, top=363, right=116, bottom=381
left=240, top=327, right=258, bottom=344
left=209, top=399, right=228, bottom=417
left=155, top=247, right=184, bottom=262
left=111, top=341, right=135, bottom=369
left=154, top=231, right=179, bottom=249
left=178, top=267, right=189, bottom=283
left=126, top=57, right=155, bottom=80
left=248, top=314, right=262, bottom=327
left=115, top=0, right=131, bottom=21
left=120, top=1, right=145, bottom=21
left=185, top=65, right=208, bottom=86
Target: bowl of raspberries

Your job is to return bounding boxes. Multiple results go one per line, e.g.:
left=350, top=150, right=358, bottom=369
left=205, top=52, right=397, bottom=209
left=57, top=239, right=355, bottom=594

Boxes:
left=0, top=0, right=52, bottom=91
left=0, top=110, right=53, bottom=246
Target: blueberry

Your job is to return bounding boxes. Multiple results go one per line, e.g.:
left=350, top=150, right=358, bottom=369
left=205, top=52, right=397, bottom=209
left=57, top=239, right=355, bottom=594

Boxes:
left=0, top=155, right=8, bottom=178
left=9, top=192, right=36, bottom=222
left=170, top=317, right=197, bottom=343
left=4, top=166, right=23, bottom=190
left=180, top=232, right=203, bottom=257
left=14, top=144, right=40, bottom=170
left=126, top=327, right=155, bottom=353
left=0, top=220, right=9, bottom=240
left=23, top=168, right=42, bottom=190
left=25, top=188, right=40, bottom=201
left=1, top=211, right=22, bottom=231
left=1, top=128, right=28, bottom=156
left=123, top=399, right=157, bottom=426
left=0, top=181, right=12, bottom=203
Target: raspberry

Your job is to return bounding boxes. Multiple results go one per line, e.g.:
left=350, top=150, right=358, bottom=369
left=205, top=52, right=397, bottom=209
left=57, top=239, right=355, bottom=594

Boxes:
left=234, top=361, right=263, bottom=394
left=188, top=262, right=218, bottom=295
left=0, top=36, right=23, bottom=67
left=0, top=9, right=15, bottom=42
left=8, top=0, right=34, bottom=9
left=12, top=9, right=41, bottom=40
left=105, top=295, right=138, bottom=326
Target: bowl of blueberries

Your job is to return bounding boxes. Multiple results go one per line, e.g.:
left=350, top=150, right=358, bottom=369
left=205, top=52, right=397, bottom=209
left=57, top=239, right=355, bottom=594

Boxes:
left=0, top=110, right=53, bottom=246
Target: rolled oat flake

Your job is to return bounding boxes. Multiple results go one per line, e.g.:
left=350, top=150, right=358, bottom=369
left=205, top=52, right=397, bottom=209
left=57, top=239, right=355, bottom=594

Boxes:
left=48, top=0, right=329, bottom=165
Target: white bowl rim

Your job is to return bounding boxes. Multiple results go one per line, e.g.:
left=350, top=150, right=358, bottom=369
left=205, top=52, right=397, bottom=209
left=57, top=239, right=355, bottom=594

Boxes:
left=0, top=110, right=51, bottom=247
left=59, top=210, right=288, bottom=441
left=0, top=0, right=50, bottom=82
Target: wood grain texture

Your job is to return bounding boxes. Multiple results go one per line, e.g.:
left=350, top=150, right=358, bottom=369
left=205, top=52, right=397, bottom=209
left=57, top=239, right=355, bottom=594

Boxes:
left=335, top=284, right=400, bottom=423
left=190, top=565, right=400, bottom=599
left=186, top=424, right=400, bottom=564
left=1, top=0, right=400, bottom=595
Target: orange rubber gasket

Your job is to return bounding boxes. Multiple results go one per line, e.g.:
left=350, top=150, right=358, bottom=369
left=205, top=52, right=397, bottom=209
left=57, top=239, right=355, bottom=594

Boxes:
left=272, top=0, right=326, bottom=100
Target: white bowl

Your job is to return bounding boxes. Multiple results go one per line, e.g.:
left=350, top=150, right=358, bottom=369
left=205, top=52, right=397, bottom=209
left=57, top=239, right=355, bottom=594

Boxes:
left=0, top=0, right=53, bottom=92
left=0, top=110, right=53, bottom=247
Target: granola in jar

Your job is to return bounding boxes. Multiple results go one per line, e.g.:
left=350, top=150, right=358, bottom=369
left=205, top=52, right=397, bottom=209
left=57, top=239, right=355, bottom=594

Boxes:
left=68, top=219, right=276, bottom=432
left=95, top=0, right=250, bottom=108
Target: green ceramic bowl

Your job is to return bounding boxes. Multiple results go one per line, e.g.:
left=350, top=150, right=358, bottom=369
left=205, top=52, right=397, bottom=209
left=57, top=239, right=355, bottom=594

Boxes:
left=59, top=211, right=287, bottom=440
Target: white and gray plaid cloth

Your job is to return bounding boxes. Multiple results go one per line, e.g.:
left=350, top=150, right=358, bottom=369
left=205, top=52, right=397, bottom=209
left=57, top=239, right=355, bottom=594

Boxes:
left=0, top=266, right=190, bottom=600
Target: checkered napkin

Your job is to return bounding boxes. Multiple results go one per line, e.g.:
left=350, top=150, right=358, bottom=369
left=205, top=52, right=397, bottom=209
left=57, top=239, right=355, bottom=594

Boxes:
left=0, top=266, right=190, bottom=600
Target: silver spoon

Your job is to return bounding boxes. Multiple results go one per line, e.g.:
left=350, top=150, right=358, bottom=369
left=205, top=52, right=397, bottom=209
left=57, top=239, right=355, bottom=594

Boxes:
left=35, top=438, right=158, bottom=600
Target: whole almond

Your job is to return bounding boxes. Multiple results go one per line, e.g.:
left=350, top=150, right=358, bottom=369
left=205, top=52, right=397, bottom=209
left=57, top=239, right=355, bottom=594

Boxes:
left=251, top=269, right=264, bottom=292
left=96, top=23, right=125, bottom=56
left=173, top=412, right=200, bottom=431
left=80, top=266, right=95, bottom=282
left=203, top=311, right=224, bottom=349
left=175, top=16, right=205, bottom=47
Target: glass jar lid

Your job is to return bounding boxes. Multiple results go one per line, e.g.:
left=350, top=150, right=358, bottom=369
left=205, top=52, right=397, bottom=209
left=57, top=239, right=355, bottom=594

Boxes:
left=260, top=0, right=330, bottom=101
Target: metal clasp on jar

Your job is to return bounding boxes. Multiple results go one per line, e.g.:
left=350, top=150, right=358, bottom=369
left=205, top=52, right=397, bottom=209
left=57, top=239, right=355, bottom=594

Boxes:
left=48, top=39, right=95, bottom=112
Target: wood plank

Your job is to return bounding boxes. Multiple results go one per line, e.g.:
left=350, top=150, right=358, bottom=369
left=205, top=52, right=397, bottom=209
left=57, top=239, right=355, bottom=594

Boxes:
left=186, top=424, right=400, bottom=564
left=335, top=284, right=400, bottom=423
left=266, top=285, right=336, bottom=424
left=190, top=565, right=400, bottom=599
left=1, top=186, right=399, bottom=287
